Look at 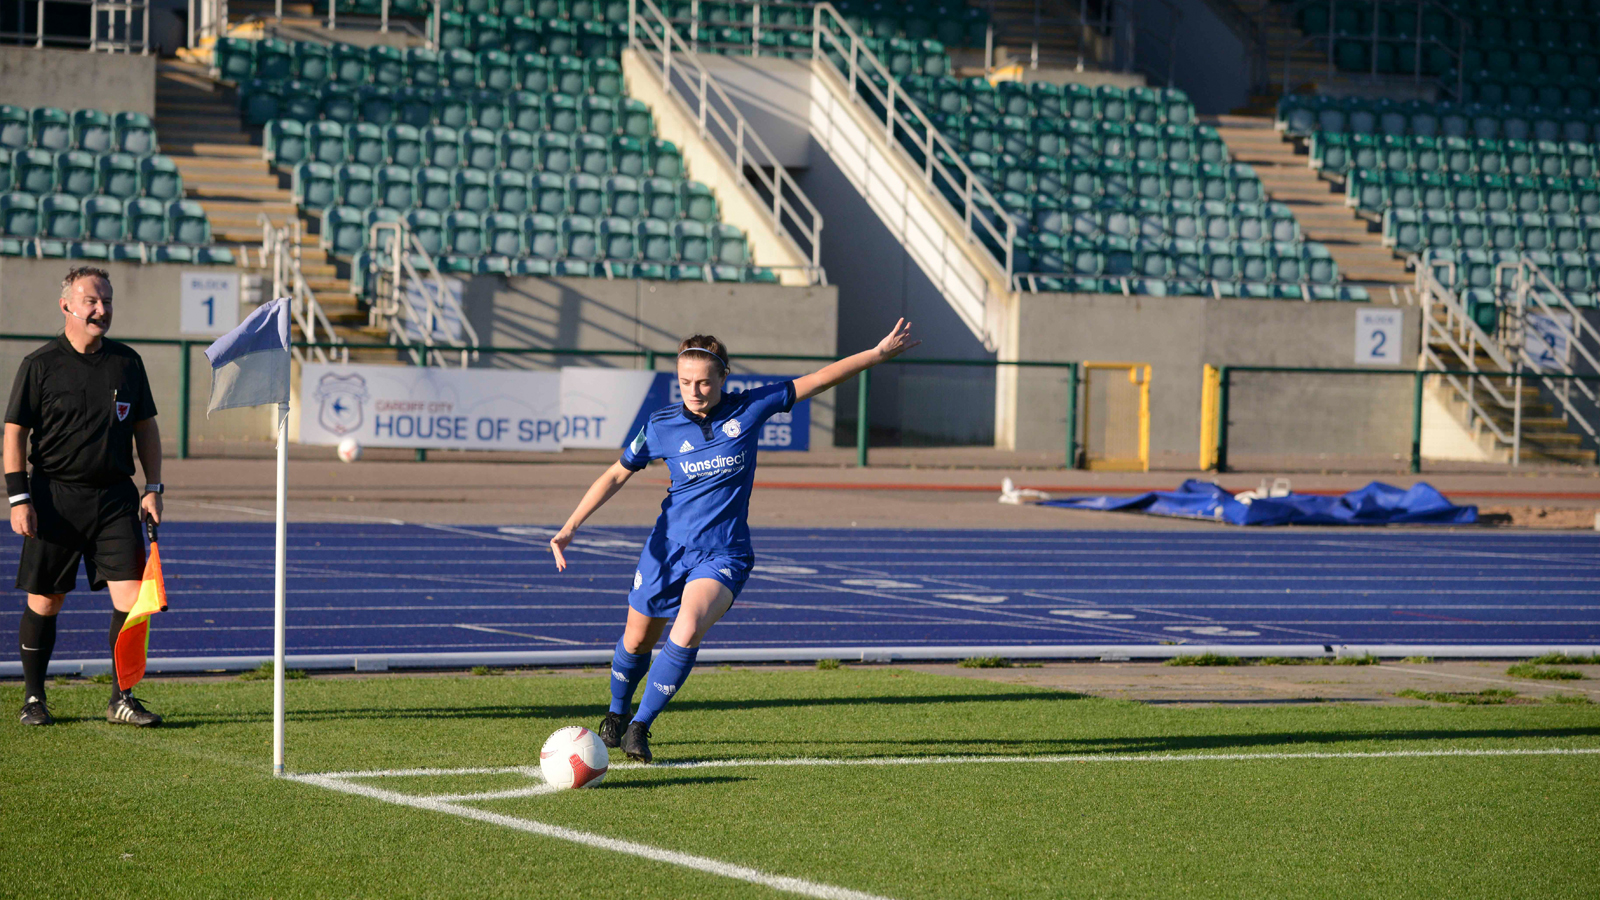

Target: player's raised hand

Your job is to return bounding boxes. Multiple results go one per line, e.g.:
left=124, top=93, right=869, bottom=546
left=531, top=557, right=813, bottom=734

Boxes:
left=876, top=318, right=920, bottom=361
left=550, top=529, right=573, bottom=571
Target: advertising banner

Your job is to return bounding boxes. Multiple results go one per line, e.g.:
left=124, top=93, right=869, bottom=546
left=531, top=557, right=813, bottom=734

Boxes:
left=300, top=366, right=810, bottom=451
left=299, top=364, right=564, bottom=451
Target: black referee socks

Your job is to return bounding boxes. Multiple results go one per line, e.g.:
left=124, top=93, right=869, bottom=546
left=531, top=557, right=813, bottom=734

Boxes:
left=108, top=609, right=129, bottom=699
left=19, top=607, right=57, bottom=702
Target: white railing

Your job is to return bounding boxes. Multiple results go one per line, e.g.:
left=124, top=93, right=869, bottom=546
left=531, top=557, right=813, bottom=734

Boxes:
left=1497, top=258, right=1600, bottom=457
left=189, top=0, right=440, bottom=48
left=262, top=216, right=348, bottom=365
left=367, top=222, right=479, bottom=367
left=5, top=0, right=149, bottom=52
left=1278, top=0, right=1466, bottom=99
left=812, top=2, right=1015, bottom=282
left=1417, top=261, right=1518, bottom=455
left=627, top=0, right=824, bottom=281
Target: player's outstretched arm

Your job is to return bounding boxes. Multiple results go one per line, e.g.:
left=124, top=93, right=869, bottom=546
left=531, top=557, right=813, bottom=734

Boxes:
left=550, top=461, right=636, bottom=570
left=793, top=318, right=920, bottom=402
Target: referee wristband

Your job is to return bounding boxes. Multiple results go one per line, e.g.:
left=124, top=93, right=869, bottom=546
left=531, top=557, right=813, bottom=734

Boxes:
left=9, top=493, right=29, bottom=507
left=5, top=471, right=27, bottom=498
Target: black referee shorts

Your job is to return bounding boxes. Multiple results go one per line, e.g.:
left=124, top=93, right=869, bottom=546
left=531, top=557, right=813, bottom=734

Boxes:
left=16, top=478, right=145, bottom=595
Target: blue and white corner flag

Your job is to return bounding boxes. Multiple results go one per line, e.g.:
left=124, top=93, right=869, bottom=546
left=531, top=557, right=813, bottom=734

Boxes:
left=204, top=297, right=291, bottom=416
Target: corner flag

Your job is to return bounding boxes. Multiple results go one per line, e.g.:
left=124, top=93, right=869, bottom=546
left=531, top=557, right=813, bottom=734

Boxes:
left=205, top=296, right=291, bottom=415
left=203, top=296, right=295, bottom=775
left=113, top=521, right=168, bottom=691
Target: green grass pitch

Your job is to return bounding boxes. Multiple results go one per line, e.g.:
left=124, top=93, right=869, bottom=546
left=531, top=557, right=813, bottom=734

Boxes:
left=4, top=668, right=1598, bottom=899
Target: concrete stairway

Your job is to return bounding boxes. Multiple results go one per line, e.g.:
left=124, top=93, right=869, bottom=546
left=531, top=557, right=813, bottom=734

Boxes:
left=1209, top=113, right=1411, bottom=291
left=155, top=59, right=374, bottom=346
left=984, top=0, right=1094, bottom=69
left=1425, top=309, right=1594, bottom=464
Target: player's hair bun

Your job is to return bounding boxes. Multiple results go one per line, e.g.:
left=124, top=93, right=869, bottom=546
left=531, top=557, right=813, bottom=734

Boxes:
left=678, top=335, right=729, bottom=373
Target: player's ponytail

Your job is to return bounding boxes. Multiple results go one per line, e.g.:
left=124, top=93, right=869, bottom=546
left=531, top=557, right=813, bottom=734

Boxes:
left=677, top=335, right=729, bottom=374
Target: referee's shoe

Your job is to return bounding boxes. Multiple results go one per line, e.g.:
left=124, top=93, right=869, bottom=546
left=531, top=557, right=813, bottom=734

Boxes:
left=107, top=691, right=162, bottom=727
left=20, top=695, right=54, bottom=726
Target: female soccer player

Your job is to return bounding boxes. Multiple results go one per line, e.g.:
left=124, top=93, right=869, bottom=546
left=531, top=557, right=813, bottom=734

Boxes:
left=549, top=320, right=918, bottom=762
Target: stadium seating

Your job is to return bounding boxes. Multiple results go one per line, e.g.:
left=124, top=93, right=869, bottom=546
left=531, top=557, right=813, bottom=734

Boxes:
left=849, top=49, right=1341, bottom=297
left=231, top=36, right=774, bottom=285
left=1280, top=92, right=1600, bottom=304
left=0, top=103, right=218, bottom=261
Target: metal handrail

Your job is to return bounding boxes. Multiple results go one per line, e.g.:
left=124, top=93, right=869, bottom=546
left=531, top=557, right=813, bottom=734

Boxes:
left=628, top=0, right=825, bottom=281
left=5, top=0, right=149, bottom=52
left=1417, top=261, right=1516, bottom=451
left=1503, top=259, right=1599, bottom=447
left=367, top=221, right=479, bottom=367
left=262, top=215, right=347, bottom=365
left=812, top=2, right=1015, bottom=283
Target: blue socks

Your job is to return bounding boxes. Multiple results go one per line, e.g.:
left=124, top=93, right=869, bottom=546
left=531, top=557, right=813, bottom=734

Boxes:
left=632, top=638, right=698, bottom=727
left=608, top=639, right=653, bottom=716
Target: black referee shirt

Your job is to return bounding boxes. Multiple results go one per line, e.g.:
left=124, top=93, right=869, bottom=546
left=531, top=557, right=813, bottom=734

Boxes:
left=5, top=336, right=158, bottom=487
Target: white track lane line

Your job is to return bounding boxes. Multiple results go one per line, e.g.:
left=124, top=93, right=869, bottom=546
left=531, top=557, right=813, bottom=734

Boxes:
left=286, top=773, right=897, bottom=900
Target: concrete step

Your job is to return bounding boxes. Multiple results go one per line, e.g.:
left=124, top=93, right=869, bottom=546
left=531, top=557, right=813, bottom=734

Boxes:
left=163, top=142, right=262, bottom=158
left=162, top=130, right=251, bottom=145
left=188, top=184, right=291, bottom=201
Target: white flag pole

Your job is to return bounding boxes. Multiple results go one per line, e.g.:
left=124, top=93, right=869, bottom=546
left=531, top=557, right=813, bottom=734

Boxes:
left=272, top=399, right=289, bottom=776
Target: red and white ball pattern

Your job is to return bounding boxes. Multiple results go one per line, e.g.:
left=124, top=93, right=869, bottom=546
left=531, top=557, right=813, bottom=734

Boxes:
left=539, top=726, right=609, bottom=790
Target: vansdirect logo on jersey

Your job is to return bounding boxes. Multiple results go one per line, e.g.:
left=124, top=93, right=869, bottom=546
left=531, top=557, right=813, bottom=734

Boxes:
left=678, top=451, right=747, bottom=480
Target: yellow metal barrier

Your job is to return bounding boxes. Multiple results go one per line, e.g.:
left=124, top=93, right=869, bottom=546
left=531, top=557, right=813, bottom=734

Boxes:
left=1199, top=364, right=1221, bottom=471
left=1080, top=362, right=1151, bottom=472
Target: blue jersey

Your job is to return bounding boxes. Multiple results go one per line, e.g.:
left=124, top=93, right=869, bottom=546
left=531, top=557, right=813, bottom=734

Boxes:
left=620, top=380, right=796, bottom=551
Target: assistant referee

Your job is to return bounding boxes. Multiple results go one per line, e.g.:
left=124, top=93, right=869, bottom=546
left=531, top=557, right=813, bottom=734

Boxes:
left=7, top=266, right=165, bottom=727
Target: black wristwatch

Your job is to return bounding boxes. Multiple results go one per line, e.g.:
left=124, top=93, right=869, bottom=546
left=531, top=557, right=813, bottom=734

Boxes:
left=144, top=483, right=164, bottom=495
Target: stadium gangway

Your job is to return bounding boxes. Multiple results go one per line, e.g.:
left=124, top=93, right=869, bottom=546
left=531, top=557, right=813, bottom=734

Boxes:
left=1205, top=364, right=1600, bottom=474
left=367, top=221, right=481, bottom=368
left=4, top=0, right=149, bottom=52
left=261, top=214, right=349, bottom=367
left=979, top=0, right=1183, bottom=84
left=1420, top=256, right=1600, bottom=466
left=627, top=0, right=826, bottom=284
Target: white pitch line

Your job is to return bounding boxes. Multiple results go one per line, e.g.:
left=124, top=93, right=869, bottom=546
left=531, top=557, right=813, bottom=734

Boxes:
left=286, top=773, right=896, bottom=900
left=425, top=784, right=560, bottom=802
left=1376, top=665, right=1600, bottom=696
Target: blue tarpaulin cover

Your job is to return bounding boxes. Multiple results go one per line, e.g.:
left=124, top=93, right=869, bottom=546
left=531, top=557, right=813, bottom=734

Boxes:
left=1042, top=480, right=1478, bottom=526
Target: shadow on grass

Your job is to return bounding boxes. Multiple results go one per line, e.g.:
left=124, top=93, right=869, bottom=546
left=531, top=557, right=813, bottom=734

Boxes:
left=598, top=774, right=751, bottom=790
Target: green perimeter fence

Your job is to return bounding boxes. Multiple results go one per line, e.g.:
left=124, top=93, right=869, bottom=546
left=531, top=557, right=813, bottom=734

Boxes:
left=0, top=334, right=1082, bottom=468
left=1213, top=365, right=1600, bottom=474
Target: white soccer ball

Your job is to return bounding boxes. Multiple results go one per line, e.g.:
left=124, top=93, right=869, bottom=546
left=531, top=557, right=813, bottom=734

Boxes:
left=336, top=437, right=363, bottom=463
left=540, top=725, right=609, bottom=790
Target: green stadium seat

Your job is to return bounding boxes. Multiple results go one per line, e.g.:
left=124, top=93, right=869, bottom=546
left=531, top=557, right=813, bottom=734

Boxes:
left=13, top=149, right=53, bottom=194
left=92, top=153, right=137, bottom=201
left=562, top=213, right=598, bottom=260
left=374, top=164, right=413, bottom=209
left=69, top=240, right=109, bottom=260
left=523, top=211, right=558, bottom=258
left=113, top=112, right=157, bottom=157
left=458, top=126, right=496, bottom=171
left=321, top=205, right=367, bottom=257
left=712, top=223, right=747, bottom=265
left=385, top=124, right=423, bottom=169
left=515, top=52, right=550, bottom=92
left=294, top=40, right=331, bottom=81
left=568, top=172, right=602, bottom=216
left=0, top=106, right=28, bottom=151
left=55, top=150, right=96, bottom=197
left=391, top=86, right=429, bottom=129
left=294, top=161, right=337, bottom=211
left=470, top=90, right=506, bottom=130
left=212, top=36, right=256, bottom=82
left=601, top=174, right=639, bottom=218
left=266, top=119, right=308, bottom=167
left=256, top=37, right=294, bottom=81
left=67, top=110, right=112, bottom=155
left=150, top=244, right=191, bottom=263
left=505, top=92, right=541, bottom=133
left=582, top=95, right=617, bottom=136
left=545, top=93, right=579, bottom=134
left=598, top=215, right=635, bottom=260
left=477, top=50, right=515, bottom=93
left=488, top=169, right=527, bottom=214
left=422, top=126, right=460, bottom=169
left=406, top=47, right=442, bottom=88
left=647, top=139, right=683, bottom=179
left=39, top=194, right=82, bottom=239
left=370, top=44, right=406, bottom=88
left=335, top=162, right=376, bottom=209
left=82, top=196, right=124, bottom=241
left=454, top=167, right=491, bottom=213
left=527, top=171, right=564, bottom=215
left=431, top=11, right=469, bottom=51
left=573, top=132, right=608, bottom=175
left=31, top=108, right=72, bottom=152
left=346, top=122, right=385, bottom=167
left=680, top=181, right=716, bottom=222
left=484, top=210, right=522, bottom=256
left=404, top=208, right=445, bottom=256
left=469, top=14, right=506, bottom=53
left=445, top=209, right=485, bottom=255
left=673, top=219, right=709, bottom=262
left=538, top=131, right=573, bottom=174
left=636, top=217, right=671, bottom=262
left=138, top=155, right=182, bottom=202
left=434, top=89, right=471, bottom=129
left=589, top=57, right=623, bottom=98
left=168, top=199, right=210, bottom=244
left=357, top=86, right=396, bottom=127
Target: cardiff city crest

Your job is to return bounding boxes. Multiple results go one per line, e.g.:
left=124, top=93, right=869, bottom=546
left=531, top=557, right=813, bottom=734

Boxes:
left=313, top=372, right=370, bottom=436
left=721, top=419, right=741, bottom=438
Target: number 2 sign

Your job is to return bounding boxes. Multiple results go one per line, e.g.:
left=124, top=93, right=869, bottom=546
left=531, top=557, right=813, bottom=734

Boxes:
left=1355, top=308, right=1403, bottom=365
left=180, top=271, right=240, bottom=335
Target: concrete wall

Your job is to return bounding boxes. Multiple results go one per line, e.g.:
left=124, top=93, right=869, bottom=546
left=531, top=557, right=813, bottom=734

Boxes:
left=1134, top=0, right=1250, bottom=115
left=0, top=258, right=273, bottom=452
left=459, top=274, right=839, bottom=451
left=1012, top=293, right=1422, bottom=468
left=620, top=48, right=812, bottom=285
left=0, top=45, right=156, bottom=116
left=694, top=55, right=813, bottom=168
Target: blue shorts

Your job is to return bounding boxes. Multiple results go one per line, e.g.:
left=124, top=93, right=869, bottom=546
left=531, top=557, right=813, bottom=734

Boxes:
left=628, top=530, right=754, bottom=618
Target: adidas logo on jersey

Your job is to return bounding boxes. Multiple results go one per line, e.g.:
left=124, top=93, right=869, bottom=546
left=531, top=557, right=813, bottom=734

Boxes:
left=679, top=439, right=695, bottom=453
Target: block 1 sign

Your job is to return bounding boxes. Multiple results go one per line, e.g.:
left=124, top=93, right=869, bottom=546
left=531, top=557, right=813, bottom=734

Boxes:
left=180, top=271, right=240, bottom=335
left=1355, top=308, right=1403, bottom=365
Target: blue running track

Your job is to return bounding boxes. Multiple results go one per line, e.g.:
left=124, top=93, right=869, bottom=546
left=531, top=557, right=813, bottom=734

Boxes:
left=3, top=523, right=1599, bottom=673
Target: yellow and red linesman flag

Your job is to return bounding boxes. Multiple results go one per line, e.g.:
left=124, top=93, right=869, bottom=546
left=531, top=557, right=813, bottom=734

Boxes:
left=113, top=522, right=167, bottom=692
